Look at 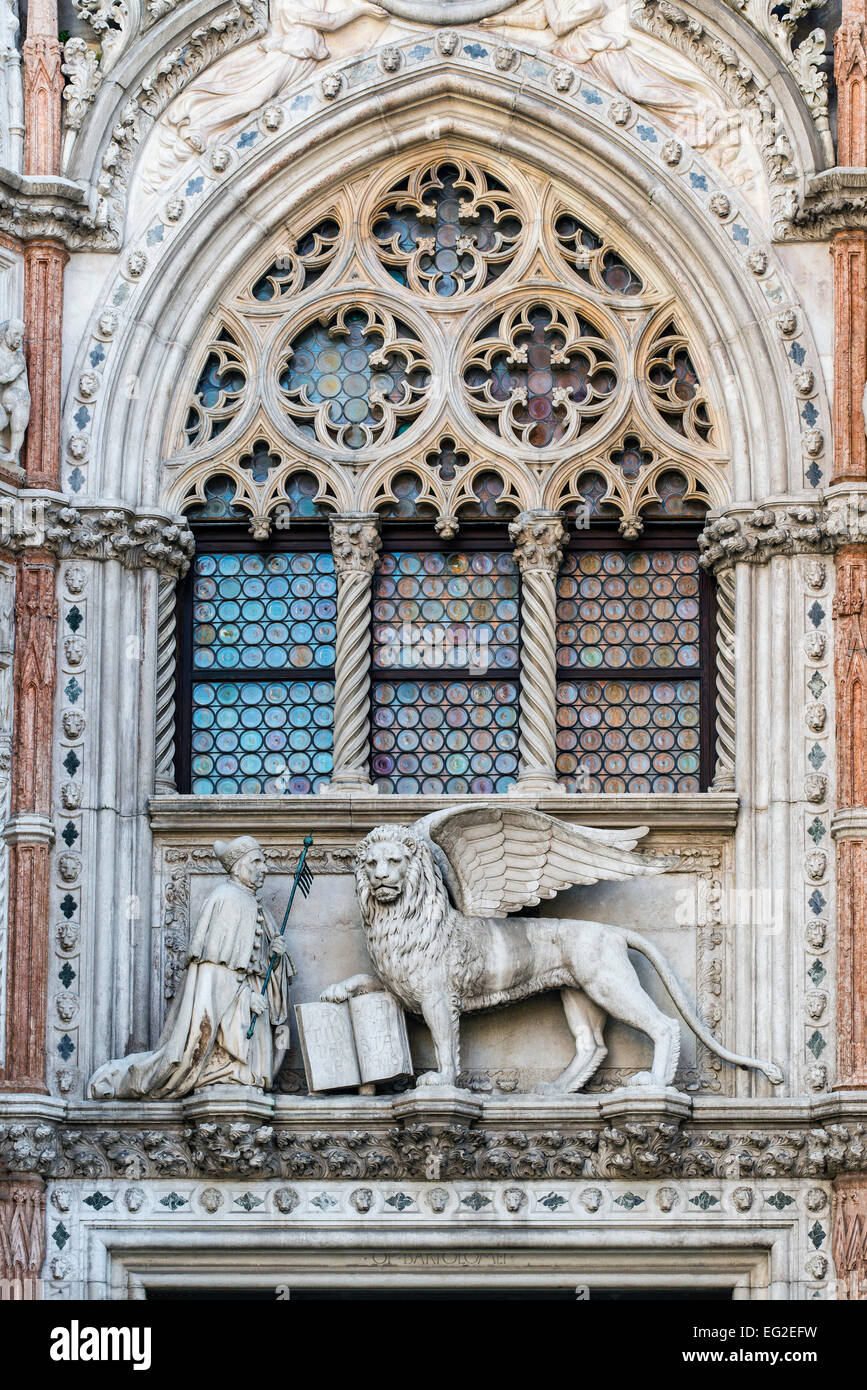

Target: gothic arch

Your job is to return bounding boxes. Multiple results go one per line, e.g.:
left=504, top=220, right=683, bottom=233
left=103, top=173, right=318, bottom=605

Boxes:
left=62, top=65, right=830, bottom=514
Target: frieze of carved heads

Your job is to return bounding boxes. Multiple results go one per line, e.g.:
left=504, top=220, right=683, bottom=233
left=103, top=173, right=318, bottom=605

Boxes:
left=3, top=1115, right=867, bottom=1181
left=1, top=501, right=194, bottom=578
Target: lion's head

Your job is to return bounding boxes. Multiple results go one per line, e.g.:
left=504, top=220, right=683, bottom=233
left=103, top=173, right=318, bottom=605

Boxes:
left=355, top=826, right=444, bottom=919
left=354, top=826, right=482, bottom=1003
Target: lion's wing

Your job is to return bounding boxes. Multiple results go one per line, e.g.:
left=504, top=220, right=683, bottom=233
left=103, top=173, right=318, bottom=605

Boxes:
left=414, top=805, right=670, bottom=918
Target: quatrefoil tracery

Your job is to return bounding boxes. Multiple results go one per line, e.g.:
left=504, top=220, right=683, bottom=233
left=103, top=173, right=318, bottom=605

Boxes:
left=372, top=160, right=522, bottom=298
left=277, top=304, right=431, bottom=452
left=463, top=301, right=620, bottom=450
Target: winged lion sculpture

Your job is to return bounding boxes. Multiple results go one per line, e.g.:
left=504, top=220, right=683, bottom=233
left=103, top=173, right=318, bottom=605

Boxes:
left=322, top=805, right=783, bottom=1094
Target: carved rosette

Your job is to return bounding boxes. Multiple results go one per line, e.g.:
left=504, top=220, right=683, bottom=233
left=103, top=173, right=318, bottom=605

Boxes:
left=508, top=510, right=567, bottom=794
left=327, top=515, right=382, bottom=794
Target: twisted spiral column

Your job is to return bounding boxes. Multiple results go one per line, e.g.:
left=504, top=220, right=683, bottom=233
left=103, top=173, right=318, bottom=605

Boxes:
left=154, top=575, right=179, bottom=794
left=711, top=565, right=736, bottom=791
left=327, top=514, right=381, bottom=794
left=509, top=510, right=567, bottom=796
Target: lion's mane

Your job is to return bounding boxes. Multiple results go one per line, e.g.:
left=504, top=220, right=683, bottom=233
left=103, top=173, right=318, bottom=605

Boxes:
left=355, top=827, right=481, bottom=1009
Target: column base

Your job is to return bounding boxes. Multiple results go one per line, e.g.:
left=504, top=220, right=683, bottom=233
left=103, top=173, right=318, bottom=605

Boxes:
left=321, top=773, right=379, bottom=795
left=509, top=772, right=565, bottom=796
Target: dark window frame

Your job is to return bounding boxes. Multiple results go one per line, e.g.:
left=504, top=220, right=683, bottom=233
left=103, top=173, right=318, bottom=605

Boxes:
left=556, top=518, right=716, bottom=792
left=175, top=520, right=334, bottom=794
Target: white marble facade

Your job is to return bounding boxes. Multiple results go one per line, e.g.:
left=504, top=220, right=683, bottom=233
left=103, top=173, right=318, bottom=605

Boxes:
left=0, top=0, right=860, bottom=1299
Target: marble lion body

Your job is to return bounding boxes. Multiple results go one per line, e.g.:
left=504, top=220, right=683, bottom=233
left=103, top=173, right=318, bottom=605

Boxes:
left=324, top=807, right=783, bottom=1094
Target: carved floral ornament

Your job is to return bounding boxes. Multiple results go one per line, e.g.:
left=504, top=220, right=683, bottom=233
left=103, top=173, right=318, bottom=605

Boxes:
left=163, top=155, right=726, bottom=538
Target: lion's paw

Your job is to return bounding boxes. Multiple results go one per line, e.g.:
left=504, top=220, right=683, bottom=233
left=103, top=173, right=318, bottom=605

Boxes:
left=630, top=1070, right=664, bottom=1088
left=415, top=1071, right=457, bottom=1088
left=319, top=984, right=349, bottom=1004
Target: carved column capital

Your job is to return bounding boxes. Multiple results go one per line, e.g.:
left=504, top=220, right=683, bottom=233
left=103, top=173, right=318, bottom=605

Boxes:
left=508, top=510, right=567, bottom=575
left=329, top=513, right=382, bottom=577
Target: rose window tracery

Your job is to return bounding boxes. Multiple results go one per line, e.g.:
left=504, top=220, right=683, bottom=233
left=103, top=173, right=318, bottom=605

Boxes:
left=248, top=217, right=341, bottom=302
left=554, top=213, right=644, bottom=297
left=278, top=306, right=430, bottom=450
left=646, top=321, right=713, bottom=443
left=372, top=161, right=522, bottom=297
left=183, top=329, right=247, bottom=448
left=463, top=303, right=619, bottom=449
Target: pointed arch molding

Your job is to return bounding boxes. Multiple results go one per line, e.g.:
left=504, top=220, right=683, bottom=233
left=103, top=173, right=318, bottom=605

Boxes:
left=54, top=4, right=842, bottom=250
left=62, top=74, right=830, bottom=511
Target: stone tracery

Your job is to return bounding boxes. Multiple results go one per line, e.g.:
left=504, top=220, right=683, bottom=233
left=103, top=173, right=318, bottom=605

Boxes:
left=165, top=151, right=725, bottom=535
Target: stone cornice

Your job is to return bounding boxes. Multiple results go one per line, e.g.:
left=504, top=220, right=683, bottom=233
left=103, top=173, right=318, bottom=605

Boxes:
left=0, top=167, right=103, bottom=250
left=698, top=492, right=867, bottom=571
left=147, top=791, right=740, bottom=839
left=2, top=1091, right=867, bottom=1181
left=0, top=495, right=194, bottom=577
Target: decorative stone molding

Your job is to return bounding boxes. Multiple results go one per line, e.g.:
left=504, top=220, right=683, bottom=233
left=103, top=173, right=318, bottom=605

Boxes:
left=325, top=514, right=381, bottom=795
left=92, top=0, right=267, bottom=245
left=3, top=1099, right=867, bottom=1182
left=632, top=0, right=804, bottom=240
left=1, top=499, right=194, bottom=578
left=507, top=510, right=566, bottom=796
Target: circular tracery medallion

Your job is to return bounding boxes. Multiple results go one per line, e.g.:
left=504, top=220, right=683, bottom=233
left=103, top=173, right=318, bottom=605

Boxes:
left=375, top=0, right=517, bottom=22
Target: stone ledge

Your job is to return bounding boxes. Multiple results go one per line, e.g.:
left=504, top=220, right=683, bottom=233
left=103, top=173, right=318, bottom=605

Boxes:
left=148, top=793, right=740, bottom=839
left=2, top=1090, right=866, bottom=1181
left=831, top=807, right=867, bottom=840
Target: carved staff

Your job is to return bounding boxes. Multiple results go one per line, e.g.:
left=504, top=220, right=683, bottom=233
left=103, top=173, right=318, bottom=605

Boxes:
left=246, top=833, right=313, bottom=1039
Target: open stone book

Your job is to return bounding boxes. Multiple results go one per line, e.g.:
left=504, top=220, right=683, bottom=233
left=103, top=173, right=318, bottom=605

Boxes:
left=295, top=991, right=413, bottom=1093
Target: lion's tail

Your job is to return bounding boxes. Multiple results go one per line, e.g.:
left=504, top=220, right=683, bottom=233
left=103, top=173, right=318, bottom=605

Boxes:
left=623, top=930, right=784, bottom=1086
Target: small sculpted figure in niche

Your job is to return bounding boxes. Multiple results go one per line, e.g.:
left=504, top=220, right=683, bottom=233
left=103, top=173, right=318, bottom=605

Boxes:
left=88, top=836, right=293, bottom=1098
left=0, top=319, right=30, bottom=467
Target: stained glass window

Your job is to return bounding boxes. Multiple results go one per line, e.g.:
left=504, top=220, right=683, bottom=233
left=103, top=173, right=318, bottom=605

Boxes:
left=555, top=546, right=707, bottom=793
left=370, top=548, right=520, bottom=794
left=185, top=548, right=336, bottom=794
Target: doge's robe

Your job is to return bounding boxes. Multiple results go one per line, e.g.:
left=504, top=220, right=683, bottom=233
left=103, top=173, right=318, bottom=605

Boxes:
left=88, top=883, right=292, bottom=1099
